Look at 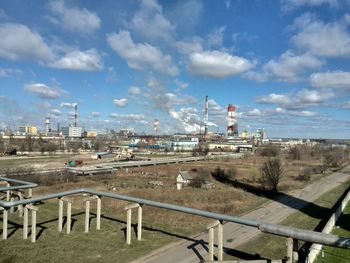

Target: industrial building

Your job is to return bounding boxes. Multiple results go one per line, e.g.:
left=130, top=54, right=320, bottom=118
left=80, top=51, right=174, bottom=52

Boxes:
left=18, top=126, right=38, bottom=135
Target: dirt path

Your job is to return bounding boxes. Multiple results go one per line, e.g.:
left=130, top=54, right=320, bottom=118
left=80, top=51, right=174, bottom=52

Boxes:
left=132, top=166, right=350, bottom=263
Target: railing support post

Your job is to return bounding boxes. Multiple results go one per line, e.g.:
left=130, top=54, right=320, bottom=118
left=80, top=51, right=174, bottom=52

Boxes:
left=286, top=237, right=293, bottom=263
left=23, top=206, right=28, bottom=239
left=85, top=200, right=90, bottom=233
left=31, top=209, right=37, bottom=243
left=218, top=221, right=223, bottom=261
left=126, top=208, right=131, bottom=245
left=58, top=198, right=63, bottom=232
left=66, top=201, right=72, bottom=234
left=137, top=205, right=142, bottom=241
left=96, top=197, right=101, bottom=230
left=2, top=208, right=8, bottom=240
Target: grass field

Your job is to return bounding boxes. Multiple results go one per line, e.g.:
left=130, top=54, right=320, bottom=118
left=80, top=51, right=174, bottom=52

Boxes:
left=0, top=154, right=347, bottom=262
left=232, top=181, right=350, bottom=261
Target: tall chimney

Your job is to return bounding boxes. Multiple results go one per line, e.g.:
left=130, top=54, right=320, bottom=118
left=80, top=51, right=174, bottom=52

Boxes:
left=204, top=96, right=209, bottom=135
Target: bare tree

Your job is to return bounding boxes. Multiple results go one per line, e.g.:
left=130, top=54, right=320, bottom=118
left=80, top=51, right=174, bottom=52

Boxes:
left=261, top=158, right=284, bottom=192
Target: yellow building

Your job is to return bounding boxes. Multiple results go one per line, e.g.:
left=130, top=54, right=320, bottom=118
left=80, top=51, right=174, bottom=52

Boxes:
left=87, top=131, right=98, bottom=138
left=18, top=126, right=38, bottom=135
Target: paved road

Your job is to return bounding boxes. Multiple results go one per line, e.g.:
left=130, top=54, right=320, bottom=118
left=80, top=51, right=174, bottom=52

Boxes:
left=132, top=166, right=350, bottom=263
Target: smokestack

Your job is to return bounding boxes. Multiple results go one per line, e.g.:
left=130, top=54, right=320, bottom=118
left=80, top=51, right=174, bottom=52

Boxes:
left=227, top=104, right=238, bottom=137
left=204, top=96, right=209, bottom=135
left=153, top=118, right=160, bottom=133
left=73, top=103, right=78, bottom=127
left=45, top=117, right=51, bottom=136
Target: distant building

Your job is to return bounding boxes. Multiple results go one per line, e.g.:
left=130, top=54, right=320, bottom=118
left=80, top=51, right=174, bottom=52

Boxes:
left=87, top=131, right=98, bottom=138
left=18, top=126, right=38, bottom=135
left=176, top=171, right=192, bottom=190
left=61, top=126, right=82, bottom=138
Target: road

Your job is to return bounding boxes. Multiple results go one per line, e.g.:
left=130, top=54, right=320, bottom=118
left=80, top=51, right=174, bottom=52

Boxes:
left=132, top=166, right=350, bottom=263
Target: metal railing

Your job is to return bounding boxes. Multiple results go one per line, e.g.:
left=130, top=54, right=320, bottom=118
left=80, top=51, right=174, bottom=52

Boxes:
left=1, top=177, right=349, bottom=249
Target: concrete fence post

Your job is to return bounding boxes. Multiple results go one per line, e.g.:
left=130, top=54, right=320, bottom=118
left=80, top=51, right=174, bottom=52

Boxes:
left=218, top=221, right=223, bottom=261
left=85, top=200, right=90, bottom=233
left=2, top=208, right=7, bottom=240
left=206, top=220, right=222, bottom=261
left=66, top=201, right=72, bottom=234
left=292, top=239, right=299, bottom=263
left=23, top=206, right=28, bottom=239
left=18, top=191, right=23, bottom=217
left=28, top=188, right=32, bottom=198
left=96, top=197, right=101, bottom=230
left=137, top=205, right=142, bottom=241
left=9, top=196, right=14, bottom=213
left=83, top=195, right=101, bottom=232
left=125, top=203, right=141, bottom=245
left=58, top=198, right=63, bottom=232
left=31, top=209, right=37, bottom=243
left=6, top=182, right=10, bottom=201
left=208, top=227, right=214, bottom=261
left=286, top=237, right=293, bottom=263
left=126, top=208, right=132, bottom=245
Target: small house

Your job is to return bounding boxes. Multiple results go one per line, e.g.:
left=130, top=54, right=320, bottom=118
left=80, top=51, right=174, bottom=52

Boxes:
left=176, top=171, right=192, bottom=190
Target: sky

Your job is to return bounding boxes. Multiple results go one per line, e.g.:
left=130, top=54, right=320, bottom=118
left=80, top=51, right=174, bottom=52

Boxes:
left=0, top=0, right=350, bottom=139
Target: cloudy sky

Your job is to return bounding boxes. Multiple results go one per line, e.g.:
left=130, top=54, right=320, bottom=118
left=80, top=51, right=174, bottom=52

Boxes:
left=0, top=0, right=350, bottom=138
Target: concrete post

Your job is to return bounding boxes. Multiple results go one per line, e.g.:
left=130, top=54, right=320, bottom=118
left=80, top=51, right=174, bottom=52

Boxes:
left=18, top=191, right=23, bottom=217
left=10, top=197, right=14, bottom=213
left=207, top=220, right=221, bottom=261
left=2, top=209, right=7, bottom=240
left=208, top=227, right=214, bottom=261
left=124, top=203, right=141, bottom=244
left=292, top=239, right=299, bottom=263
left=23, top=206, right=28, bottom=239
left=96, top=197, right=101, bottom=230
left=286, top=237, right=293, bottom=263
left=85, top=200, right=90, bottom=233
left=66, top=201, right=72, bottom=234
left=137, top=205, right=142, bottom=241
left=28, top=188, right=32, bottom=198
left=31, top=209, right=36, bottom=243
left=58, top=199, right=63, bottom=232
left=218, top=221, right=223, bottom=261
left=6, top=182, right=10, bottom=201
left=126, top=208, right=131, bottom=245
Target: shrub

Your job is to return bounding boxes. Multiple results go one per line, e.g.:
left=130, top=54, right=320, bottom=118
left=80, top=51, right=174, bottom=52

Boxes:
left=257, top=144, right=280, bottom=157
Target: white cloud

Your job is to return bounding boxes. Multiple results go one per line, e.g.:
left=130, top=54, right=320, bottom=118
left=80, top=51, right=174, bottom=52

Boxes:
left=50, top=109, right=61, bottom=116
left=113, top=98, right=128, bottom=107
left=60, top=102, right=76, bottom=109
left=256, top=89, right=334, bottom=109
left=309, top=71, right=350, bottom=89
left=206, top=26, right=226, bottom=47
left=175, top=37, right=203, bottom=54
left=48, top=0, right=101, bottom=34
left=51, top=48, right=103, bottom=71
left=0, top=68, right=22, bottom=77
left=128, top=86, right=141, bottom=95
left=0, top=22, right=103, bottom=72
left=130, top=0, right=175, bottom=41
left=0, top=23, right=55, bottom=62
left=291, top=13, right=350, bottom=57
left=174, top=79, right=189, bottom=89
left=225, top=0, right=232, bottom=9
left=341, top=101, right=350, bottom=109
left=281, top=0, right=338, bottom=11
left=91, top=112, right=100, bottom=117
left=107, top=30, right=179, bottom=76
left=24, top=83, right=68, bottom=99
left=188, top=51, right=254, bottom=78
left=257, top=94, right=291, bottom=105
left=110, top=113, right=147, bottom=123
left=246, top=50, right=324, bottom=82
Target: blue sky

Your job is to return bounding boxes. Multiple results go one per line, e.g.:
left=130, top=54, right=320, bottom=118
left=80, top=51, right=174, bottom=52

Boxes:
left=0, top=0, right=350, bottom=138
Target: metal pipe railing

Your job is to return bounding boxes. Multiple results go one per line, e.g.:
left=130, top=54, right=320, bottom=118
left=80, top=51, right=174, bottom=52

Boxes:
left=0, top=176, right=38, bottom=191
left=0, top=177, right=349, bottom=249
